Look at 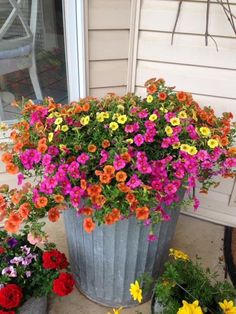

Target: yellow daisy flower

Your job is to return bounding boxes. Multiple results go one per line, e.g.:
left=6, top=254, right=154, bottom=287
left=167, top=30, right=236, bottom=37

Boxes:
left=169, top=248, right=190, bottom=261
left=207, top=139, right=218, bottom=149
left=149, top=114, right=158, bottom=121
left=107, top=307, right=123, bottom=314
left=109, top=122, right=119, bottom=131
left=80, top=116, right=90, bottom=126
left=129, top=280, right=142, bottom=303
left=54, top=117, right=63, bottom=125
left=48, top=133, right=54, bottom=142
left=147, top=95, right=153, bottom=103
left=177, top=300, right=203, bottom=314
left=117, top=115, right=128, bottom=124
left=219, top=300, right=236, bottom=314
left=170, top=117, right=180, bottom=126
left=61, top=125, right=69, bottom=132
left=165, top=126, right=173, bottom=136
left=178, top=111, right=187, bottom=119
left=199, top=127, right=211, bottom=137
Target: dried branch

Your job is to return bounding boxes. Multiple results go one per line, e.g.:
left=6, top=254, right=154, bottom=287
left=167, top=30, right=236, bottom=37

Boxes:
left=171, top=0, right=183, bottom=45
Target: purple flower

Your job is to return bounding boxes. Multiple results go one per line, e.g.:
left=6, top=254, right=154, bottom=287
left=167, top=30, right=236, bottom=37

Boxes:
left=134, top=134, right=144, bottom=147
left=21, top=245, right=31, bottom=255
left=2, top=266, right=17, bottom=277
left=22, top=253, right=37, bottom=266
left=25, top=271, right=32, bottom=278
left=47, top=146, right=59, bottom=157
left=10, top=256, right=24, bottom=265
left=7, top=238, right=18, bottom=248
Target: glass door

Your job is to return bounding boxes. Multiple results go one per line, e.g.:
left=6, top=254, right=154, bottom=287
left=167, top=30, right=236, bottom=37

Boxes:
left=0, top=0, right=85, bottom=124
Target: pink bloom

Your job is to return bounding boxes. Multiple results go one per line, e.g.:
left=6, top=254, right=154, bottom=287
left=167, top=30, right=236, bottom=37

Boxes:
left=145, top=120, right=156, bottom=129
left=147, top=234, right=158, bottom=242
left=223, top=158, right=236, bottom=168
left=114, top=157, right=126, bottom=170
left=138, top=109, right=148, bottom=119
left=17, top=173, right=24, bottom=185
left=99, top=150, right=109, bottom=165
left=197, top=150, right=209, bottom=161
left=127, top=174, right=142, bottom=189
left=165, top=112, right=175, bottom=122
left=137, top=161, right=152, bottom=174
left=27, top=233, right=45, bottom=245
left=193, top=197, right=200, bottom=210
left=134, top=134, right=144, bottom=147
left=77, top=153, right=90, bottom=165
left=164, top=183, right=177, bottom=195
left=161, top=138, right=171, bottom=148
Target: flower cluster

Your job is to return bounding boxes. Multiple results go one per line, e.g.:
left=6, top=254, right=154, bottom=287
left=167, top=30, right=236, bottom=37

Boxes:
left=1, top=78, right=236, bottom=239
left=0, top=229, right=74, bottom=313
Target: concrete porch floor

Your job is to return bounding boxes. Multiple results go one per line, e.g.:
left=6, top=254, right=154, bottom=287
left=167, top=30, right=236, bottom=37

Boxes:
left=44, top=214, right=225, bottom=314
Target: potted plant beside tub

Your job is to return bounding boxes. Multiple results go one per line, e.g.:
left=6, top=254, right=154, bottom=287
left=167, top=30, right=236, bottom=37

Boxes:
left=0, top=228, right=75, bottom=314
left=1, top=77, right=236, bottom=307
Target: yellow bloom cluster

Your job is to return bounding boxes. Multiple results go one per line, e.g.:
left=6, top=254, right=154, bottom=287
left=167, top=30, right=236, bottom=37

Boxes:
left=169, top=248, right=190, bottom=261
left=180, top=144, right=198, bottom=155
left=177, top=300, right=203, bottom=314
left=107, top=307, right=123, bottom=314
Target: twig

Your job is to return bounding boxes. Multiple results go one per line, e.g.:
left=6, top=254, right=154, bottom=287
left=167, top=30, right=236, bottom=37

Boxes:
left=171, top=0, right=183, bottom=45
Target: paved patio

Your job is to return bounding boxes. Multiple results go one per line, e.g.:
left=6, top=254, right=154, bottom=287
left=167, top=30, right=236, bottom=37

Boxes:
left=44, top=214, right=225, bottom=314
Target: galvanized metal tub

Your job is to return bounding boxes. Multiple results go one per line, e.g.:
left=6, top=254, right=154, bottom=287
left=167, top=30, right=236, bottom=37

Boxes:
left=64, top=199, right=182, bottom=308
left=19, top=296, right=48, bottom=314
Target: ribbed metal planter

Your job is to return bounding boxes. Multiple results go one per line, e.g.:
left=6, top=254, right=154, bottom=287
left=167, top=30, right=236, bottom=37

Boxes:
left=64, top=203, right=182, bottom=307
left=19, top=297, right=48, bottom=314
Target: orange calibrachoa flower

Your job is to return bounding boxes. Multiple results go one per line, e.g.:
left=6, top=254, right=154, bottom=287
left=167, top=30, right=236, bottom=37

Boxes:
left=117, top=183, right=131, bottom=193
left=158, top=92, right=167, bottom=101
left=220, top=137, right=229, bottom=147
left=11, top=193, right=22, bottom=205
left=99, top=173, right=111, bottom=184
left=116, top=171, right=127, bottom=182
left=35, top=196, right=48, bottom=208
left=105, top=213, right=115, bottom=225
left=37, top=143, right=48, bottom=154
left=91, top=194, right=106, bottom=207
left=82, top=103, right=90, bottom=112
left=147, top=84, right=157, bottom=95
left=6, top=163, right=19, bottom=174
left=13, top=142, right=24, bottom=152
left=111, top=208, right=121, bottom=222
left=48, top=207, right=60, bottom=222
left=1, top=152, right=13, bottom=164
left=120, top=152, right=131, bottom=163
left=104, top=165, right=115, bottom=176
left=228, top=147, right=236, bottom=157
left=80, top=207, right=93, bottom=216
left=102, top=140, right=110, bottom=149
left=176, top=91, right=187, bottom=102
left=83, top=217, right=95, bottom=233
left=18, top=203, right=31, bottom=219
left=87, top=184, right=102, bottom=196
left=88, top=144, right=97, bottom=153
left=136, top=207, right=150, bottom=220
left=80, top=179, right=87, bottom=190
left=4, top=220, right=20, bottom=233
left=54, top=195, right=64, bottom=203
left=125, top=193, right=136, bottom=204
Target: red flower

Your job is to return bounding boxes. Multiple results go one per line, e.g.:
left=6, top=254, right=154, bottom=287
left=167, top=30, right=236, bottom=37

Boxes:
left=42, top=249, right=69, bottom=270
left=0, top=284, right=23, bottom=309
left=53, top=273, right=75, bottom=296
left=0, top=310, right=15, bottom=314
left=0, top=247, right=5, bottom=254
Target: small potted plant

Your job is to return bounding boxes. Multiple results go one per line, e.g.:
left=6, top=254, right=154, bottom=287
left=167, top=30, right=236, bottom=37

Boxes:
left=0, top=228, right=75, bottom=314
left=130, top=248, right=236, bottom=313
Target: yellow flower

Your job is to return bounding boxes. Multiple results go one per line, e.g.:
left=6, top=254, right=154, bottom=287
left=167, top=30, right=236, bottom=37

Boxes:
left=169, top=248, right=190, bottom=261
left=192, top=110, right=198, bottom=121
left=178, top=111, right=187, bottom=119
left=207, top=139, right=218, bottom=149
left=219, top=300, right=236, bottom=314
left=160, top=107, right=168, bottom=113
left=126, top=138, right=133, bottom=144
left=55, top=125, right=61, bottom=132
left=112, top=113, right=120, bottom=120
left=54, top=112, right=61, bottom=117
left=170, top=117, right=180, bottom=126
left=165, top=126, right=173, bottom=136
left=80, top=116, right=90, bottom=126
left=149, top=114, right=158, bottom=121
left=102, top=111, right=110, bottom=119
left=48, top=132, right=54, bottom=142
left=96, top=113, right=104, bottom=122
left=188, top=146, right=198, bottom=156
left=61, top=125, right=69, bottom=132
left=177, top=300, right=203, bottom=314
left=117, top=115, right=128, bottom=124
left=199, top=127, right=211, bottom=137
left=109, top=122, right=119, bottom=131
left=147, top=95, right=153, bottom=103
left=117, top=105, right=125, bottom=112
left=107, top=307, right=123, bottom=314
left=54, top=117, right=63, bottom=125
left=180, top=144, right=191, bottom=153
left=172, top=142, right=180, bottom=149
left=129, top=280, right=142, bottom=303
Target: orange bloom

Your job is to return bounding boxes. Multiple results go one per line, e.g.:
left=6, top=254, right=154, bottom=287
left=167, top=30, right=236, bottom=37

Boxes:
left=80, top=207, right=93, bottom=216
left=8, top=212, right=22, bottom=225
left=120, top=152, right=131, bottom=163
left=117, top=183, right=131, bottom=193
left=80, top=179, right=87, bottom=190
left=11, top=193, right=22, bottom=205
left=54, top=194, right=64, bottom=203
left=111, top=208, right=121, bottom=222
left=37, top=144, right=48, bottom=154
left=82, top=103, right=90, bottom=112
left=1, top=152, right=13, bottom=164
left=91, top=194, right=106, bottom=206
left=10, top=130, right=18, bottom=142
left=5, top=220, right=20, bottom=233
left=158, top=92, right=167, bottom=101
left=83, top=217, right=95, bottom=233
left=220, top=137, right=229, bottom=147
left=227, top=147, right=236, bottom=157
left=19, top=203, right=31, bottom=219
left=176, top=91, right=187, bottom=102
left=87, top=184, right=102, bottom=196
left=105, top=213, right=115, bottom=225
left=13, top=142, right=23, bottom=152
left=116, top=171, right=127, bottom=182
left=103, top=165, right=115, bottom=176
left=130, top=199, right=139, bottom=211
left=35, top=196, right=48, bottom=208
left=6, top=163, right=19, bottom=175
left=74, top=104, right=83, bottom=113
left=88, top=144, right=97, bottom=153
left=102, top=140, right=110, bottom=149
left=126, top=193, right=136, bottom=204
left=95, top=170, right=102, bottom=176
left=147, top=84, right=157, bottom=95
left=136, top=207, right=150, bottom=220
left=99, top=173, right=111, bottom=184
left=48, top=207, right=60, bottom=222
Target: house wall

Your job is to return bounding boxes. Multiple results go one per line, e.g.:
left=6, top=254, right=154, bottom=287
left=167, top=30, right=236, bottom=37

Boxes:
left=87, top=0, right=131, bottom=97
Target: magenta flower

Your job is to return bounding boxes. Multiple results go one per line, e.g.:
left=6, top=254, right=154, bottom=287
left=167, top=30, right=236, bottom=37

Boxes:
left=127, top=174, right=142, bottom=189
left=17, top=173, right=24, bottom=185
left=197, top=150, right=209, bottom=161
left=147, top=234, right=158, bottom=242
left=145, top=120, right=156, bottom=129
left=164, top=183, right=177, bottom=195
left=134, top=134, right=144, bottom=147
left=137, top=161, right=152, bottom=174
left=77, top=153, right=90, bottom=165
left=114, top=156, right=126, bottom=170
left=99, top=150, right=109, bottom=165
left=161, top=138, right=171, bottom=148
left=193, top=197, right=200, bottom=210
left=138, top=109, right=148, bottom=119
left=42, top=154, right=52, bottom=166
left=164, top=112, right=175, bottom=122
